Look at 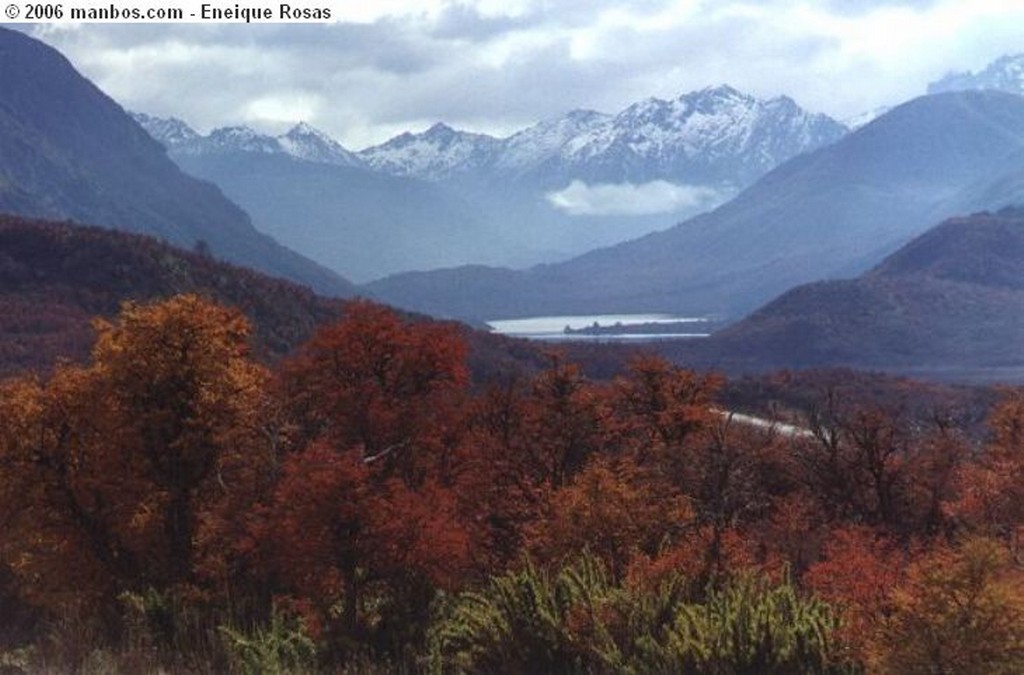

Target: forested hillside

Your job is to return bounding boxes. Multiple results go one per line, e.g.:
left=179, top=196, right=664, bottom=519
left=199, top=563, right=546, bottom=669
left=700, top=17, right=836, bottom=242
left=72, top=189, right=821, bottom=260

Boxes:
left=0, top=294, right=1021, bottom=674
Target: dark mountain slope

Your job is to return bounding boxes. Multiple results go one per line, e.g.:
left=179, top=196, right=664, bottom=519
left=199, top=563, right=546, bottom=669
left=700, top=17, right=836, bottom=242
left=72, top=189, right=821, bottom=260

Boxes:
left=367, top=91, right=1024, bottom=320
left=0, top=214, right=346, bottom=375
left=0, top=27, right=353, bottom=296
left=690, top=209, right=1024, bottom=374
left=0, top=215, right=553, bottom=383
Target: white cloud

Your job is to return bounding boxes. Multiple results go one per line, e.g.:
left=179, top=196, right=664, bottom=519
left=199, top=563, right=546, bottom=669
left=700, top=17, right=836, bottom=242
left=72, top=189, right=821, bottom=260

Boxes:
left=546, top=180, right=726, bottom=217
left=18, top=0, right=1024, bottom=149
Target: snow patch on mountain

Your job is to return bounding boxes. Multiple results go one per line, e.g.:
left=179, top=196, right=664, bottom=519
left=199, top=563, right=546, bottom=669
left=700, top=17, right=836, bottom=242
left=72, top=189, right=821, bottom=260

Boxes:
left=132, top=114, right=365, bottom=167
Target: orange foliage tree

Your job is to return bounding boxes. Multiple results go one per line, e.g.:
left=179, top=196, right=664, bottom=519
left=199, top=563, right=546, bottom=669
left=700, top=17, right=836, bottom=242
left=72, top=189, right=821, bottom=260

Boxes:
left=255, top=302, right=474, bottom=647
left=0, top=295, right=271, bottom=616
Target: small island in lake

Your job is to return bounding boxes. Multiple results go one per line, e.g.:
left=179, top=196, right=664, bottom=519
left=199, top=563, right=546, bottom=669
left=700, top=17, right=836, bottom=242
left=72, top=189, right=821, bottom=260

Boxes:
left=563, top=318, right=726, bottom=337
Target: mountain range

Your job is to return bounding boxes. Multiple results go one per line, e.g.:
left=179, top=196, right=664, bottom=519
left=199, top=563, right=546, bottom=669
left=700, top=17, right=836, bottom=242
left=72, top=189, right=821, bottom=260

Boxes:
left=0, top=27, right=354, bottom=298
left=356, top=85, right=847, bottom=188
left=366, top=89, right=1024, bottom=321
left=136, top=86, right=847, bottom=281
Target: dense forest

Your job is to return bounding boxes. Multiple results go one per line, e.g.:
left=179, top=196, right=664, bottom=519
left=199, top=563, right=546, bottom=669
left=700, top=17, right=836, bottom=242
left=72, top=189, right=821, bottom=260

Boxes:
left=0, top=294, right=1021, bottom=674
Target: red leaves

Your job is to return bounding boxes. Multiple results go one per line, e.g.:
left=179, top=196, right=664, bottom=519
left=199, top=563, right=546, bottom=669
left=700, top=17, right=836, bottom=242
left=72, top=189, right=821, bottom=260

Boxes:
left=280, top=300, right=469, bottom=484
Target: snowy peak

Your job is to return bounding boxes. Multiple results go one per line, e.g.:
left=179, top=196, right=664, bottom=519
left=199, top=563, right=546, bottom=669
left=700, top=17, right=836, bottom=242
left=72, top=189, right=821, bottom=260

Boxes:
left=929, top=53, right=1024, bottom=96
left=500, top=109, right=612, bottom=172
left=130, top=112, right=201, bottom=148
left=206, top=125, right=280, bottom=154
left=133, top=113, right=365, bottom=167
left=358, top=123, right=503, bottom=180
left=278, top=122, right=364, bottom=167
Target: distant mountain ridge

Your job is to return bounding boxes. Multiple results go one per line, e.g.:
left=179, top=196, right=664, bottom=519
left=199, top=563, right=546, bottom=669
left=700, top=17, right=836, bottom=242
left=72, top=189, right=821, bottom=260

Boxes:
left=132, top=113, right=366, bottom=168
left=138, top=85, right=847, bottom=192
left=366, top=90, right=1024, bottom=321
left=0, top=27, right=354, bottom=297
left=135, top=85, right=846, bottom=282
left=357, top=85, right=848, bottom=188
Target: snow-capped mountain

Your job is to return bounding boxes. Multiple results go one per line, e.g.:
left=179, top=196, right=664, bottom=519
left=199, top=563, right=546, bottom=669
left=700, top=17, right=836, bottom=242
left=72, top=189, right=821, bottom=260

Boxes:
left=138, top=85, right=845, bottom=190
left=132, top=113, right=365, bottom=168
left=357, top=123, right=503, bottom=181
left=277, top=122, right=364, bottom=167
left=499, top=109, right=612, bottom=172
left=131, top=112, right=201, bottom=147
left=358, top=85, right=847, bottom=188
left=205, top=126, right=282, bottom=154
left=517, top=85, right=846, bottom=185
left=929, top=53, right=1024, bottom=96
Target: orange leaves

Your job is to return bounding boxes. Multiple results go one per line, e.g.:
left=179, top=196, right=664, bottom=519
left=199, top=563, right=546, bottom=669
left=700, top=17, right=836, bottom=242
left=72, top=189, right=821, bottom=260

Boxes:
left=528, top=456, right=693, bottom=580
left=876, top=537, right=1024, bottom=674
left=804, top=525, right=903, bottom=661
left=0, top=295, right=273, bottom=613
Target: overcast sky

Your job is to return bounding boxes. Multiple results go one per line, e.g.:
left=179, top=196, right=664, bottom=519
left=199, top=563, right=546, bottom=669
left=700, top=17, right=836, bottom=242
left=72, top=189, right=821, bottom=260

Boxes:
left=19, top=0, right=1024, bottom=149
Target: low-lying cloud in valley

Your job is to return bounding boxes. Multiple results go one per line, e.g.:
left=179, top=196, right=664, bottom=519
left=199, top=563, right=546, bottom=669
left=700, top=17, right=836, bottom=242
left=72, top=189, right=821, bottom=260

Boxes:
left=546, top=180, right=726, bottom=216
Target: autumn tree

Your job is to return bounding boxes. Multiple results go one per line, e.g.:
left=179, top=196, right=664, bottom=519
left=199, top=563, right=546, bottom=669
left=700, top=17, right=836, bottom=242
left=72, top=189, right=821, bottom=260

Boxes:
left=255, top=302, right=475, bottom=657
left=804, top=525, right=903, bottom=664
left=0, top=295, right=271, bottom=617
left=797, top=391, right=967, bottom=535
left=605, top=355, right=721, bottom=463
left=278, top=300, right=469, bottom=485
left=254, top=442, right=471, bottom=645
left=527, top=455, right=693, bottom=580
left=953, top=389, right=1024, bottom=555
left=874, top=537, right=1024, bottom=674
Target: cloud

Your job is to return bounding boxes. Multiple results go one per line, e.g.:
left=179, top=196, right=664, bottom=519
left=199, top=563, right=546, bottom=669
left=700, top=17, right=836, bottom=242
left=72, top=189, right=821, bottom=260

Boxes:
left=16, top=0, right=1024, bottom=149
left=546, top=180, right=726, bottom=217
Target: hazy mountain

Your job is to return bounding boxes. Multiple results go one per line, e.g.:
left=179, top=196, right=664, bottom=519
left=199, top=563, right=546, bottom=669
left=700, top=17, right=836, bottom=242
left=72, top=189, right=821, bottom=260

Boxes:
left=0, top=27, right=354, bottom=297
left=139, top=85, right=845, bottom=281
left=168, top=150, right=532, bottom=282
left=929, top=53, right=1024, bottom=96
left=695, top=208, right=1024, bottom=375
left=366, top=91, right=1024, bottom=321
left=135, top=115, right=537, bottom=281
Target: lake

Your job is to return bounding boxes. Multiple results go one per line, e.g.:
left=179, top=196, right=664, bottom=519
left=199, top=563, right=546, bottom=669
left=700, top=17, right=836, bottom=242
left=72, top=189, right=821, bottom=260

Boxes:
left=486, top=314, right=713, bottom=341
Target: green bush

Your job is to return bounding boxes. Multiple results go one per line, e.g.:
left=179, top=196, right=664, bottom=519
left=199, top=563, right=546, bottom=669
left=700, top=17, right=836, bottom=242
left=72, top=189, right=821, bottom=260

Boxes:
left=430, top=555, right=850, bottom=674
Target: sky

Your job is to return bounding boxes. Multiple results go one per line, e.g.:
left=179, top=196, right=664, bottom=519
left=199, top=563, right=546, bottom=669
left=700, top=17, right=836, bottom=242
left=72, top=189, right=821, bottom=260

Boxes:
left=18, top=0, right=1024, bottom=150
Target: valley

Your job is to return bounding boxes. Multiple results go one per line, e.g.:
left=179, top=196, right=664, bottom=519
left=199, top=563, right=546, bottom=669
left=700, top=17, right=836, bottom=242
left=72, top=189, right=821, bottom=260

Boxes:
left=2, top=19, right=1024, bottom=675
